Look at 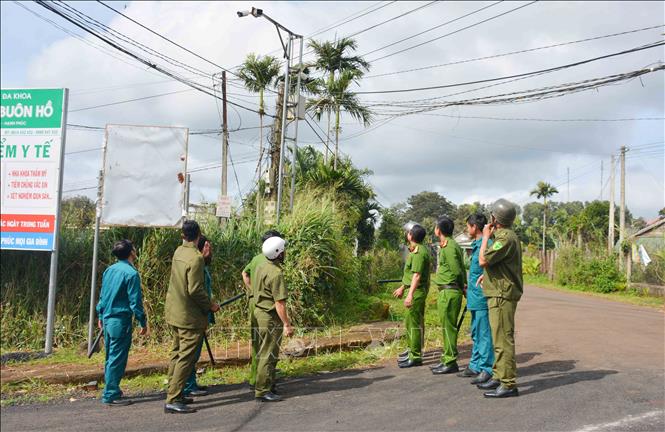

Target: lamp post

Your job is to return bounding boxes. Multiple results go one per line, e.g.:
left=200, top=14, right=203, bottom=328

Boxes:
left=238, top=7, right=303, bottom=223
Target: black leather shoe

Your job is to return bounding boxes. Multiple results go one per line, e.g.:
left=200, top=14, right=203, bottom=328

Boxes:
left=398, top=359, right=422, bottom=368
left=175, top=397, right=194, bottom=405
left=477, top=379, right=500, bottom=390
left=431, top=363, right=459, bottom=375
left=270, top=385, right=279, bottom=394
left=188, top=389, right=208, bottom=397
left=470, top=371, right=492, bottom=384
left=256, top=392, right=283, bottom=402
left=429, top=362, right=444, bottom=370
left=484, top=385, right=519, bottom=398
left=164, top=402, right=197, bottom=414
left=457, top=368, right=479, bottom=378
left=103, top=398, right=133, bottom=406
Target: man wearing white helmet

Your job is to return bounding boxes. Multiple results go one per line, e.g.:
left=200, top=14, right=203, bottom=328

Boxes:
left=251, top=236, right=293, bottom=402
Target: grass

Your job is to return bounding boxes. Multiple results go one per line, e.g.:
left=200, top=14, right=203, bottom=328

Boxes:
left=1, top=347, right=387, bottom=407
left=525, top=274, right=665, bottom=309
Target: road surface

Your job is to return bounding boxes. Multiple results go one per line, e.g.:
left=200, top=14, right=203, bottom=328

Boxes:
left=2, top=285, right=664, bottom=431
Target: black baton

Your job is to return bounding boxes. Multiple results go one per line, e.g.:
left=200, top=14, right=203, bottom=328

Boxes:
left=456, top=305, right=467, bottom=331
left=219, top=293, right=244, bottom=308
left=203, top=334, right=215, bottom=365
left=87, top=328, right=103, bottom=358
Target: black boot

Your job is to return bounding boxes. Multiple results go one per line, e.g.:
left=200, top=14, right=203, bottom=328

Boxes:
left=484, top=385, right=519, bottom=398
left=457, top=368, right=479, bottom=378
left=470, top=371, right=492, bottom=385
left=431, top=363, right=459, bottom=375
left=476, top=378, right=500, bottom=390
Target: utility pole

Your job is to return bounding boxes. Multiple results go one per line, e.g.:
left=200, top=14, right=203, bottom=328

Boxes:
left=600, top=160, right=603, bottom=200
left=608, top=154, right=615, bottom=253
left=221, top=71, right=229, bottom=198
left=567, top=167, right=570, bottom=201
left=619, top=146, right=627, bottom=268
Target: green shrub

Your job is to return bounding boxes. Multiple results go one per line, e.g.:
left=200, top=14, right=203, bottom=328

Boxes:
left=522, top=255, right=541, bottom=276
left=554, top=246, right=625, bottom=293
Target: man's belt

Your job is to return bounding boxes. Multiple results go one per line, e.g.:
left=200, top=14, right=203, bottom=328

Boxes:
left=437, top=284, right=461, bottom=291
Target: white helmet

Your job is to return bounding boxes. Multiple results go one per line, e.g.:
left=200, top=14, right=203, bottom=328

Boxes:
left=262, top=236, right=286, bottom=260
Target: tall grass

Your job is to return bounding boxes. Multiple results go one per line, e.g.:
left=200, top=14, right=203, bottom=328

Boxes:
left=1, top=189, right=382, bottom=350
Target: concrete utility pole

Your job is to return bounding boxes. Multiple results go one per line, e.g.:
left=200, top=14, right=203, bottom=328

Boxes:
left=608, top=154, right=615, bottom=253
left=221, top=70, right=229, bottom=197
left=600, top=160, right=603, bottom=200
left=619, top=146, right=627, bottom=268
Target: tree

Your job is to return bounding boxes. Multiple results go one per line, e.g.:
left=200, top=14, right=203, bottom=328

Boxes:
left=402, top=191, right=456, bottom=227
left=659, top=207, right=665, bottom=217
left=60, top=196, right=95, bottom=228
left=308, top=37, right=371, bottom=166
left=530, top=181, right=559, bottom=255
left=238, top=53, right=281, bottom=175
left=377, top=207, right=404, bottom=250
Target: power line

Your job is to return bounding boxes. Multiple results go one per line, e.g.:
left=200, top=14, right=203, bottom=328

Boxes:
left=420, top=112, right=665, bottom=123
left=364, top=24, right=665, bottom=79
left=357, top=41, right=664, bottom=94
left=368, top=1, right=539, bottom=62
left=361, top=1, right=503, bottom=58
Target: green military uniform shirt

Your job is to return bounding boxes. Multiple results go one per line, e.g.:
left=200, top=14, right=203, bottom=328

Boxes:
left=482, top=228, right=523, bottom=301
left=401, top=243, right=431, bottom=289
left=243, top=254, right=268, bottom=300
left=432, top=238, right=466, bottom=288
left=165, top=241, right=213, bottom=329
left=252, top=261, right=288, bottom=312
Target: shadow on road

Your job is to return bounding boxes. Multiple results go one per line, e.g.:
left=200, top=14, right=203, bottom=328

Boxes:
left=518, top=359, right=577, bottom=377
left=519, top=369, right=618, bottom=395
left=195, top=368, right=395, bottom=411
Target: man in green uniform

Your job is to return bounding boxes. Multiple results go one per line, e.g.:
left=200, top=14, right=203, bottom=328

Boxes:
left=430, top=216, right=467, bottom=375
left=183, top=235, right=215, bottom=397
left=164, top=220, right=220, bottom=414
left=477, top=199, right=522, bottom=398
left=393, top=224, right=430, bottom=368
left=96, top=239, right=147, bottom=406
left=242, top=229, right=283, bottom=390
left=252, top=236, right=293, bottom=402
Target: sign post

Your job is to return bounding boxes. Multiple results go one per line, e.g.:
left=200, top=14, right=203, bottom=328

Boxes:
left=0, top=88, right=68, bottom=354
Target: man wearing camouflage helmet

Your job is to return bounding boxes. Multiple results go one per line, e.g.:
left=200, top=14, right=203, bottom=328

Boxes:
left=476, top=199, right=523, bottom=398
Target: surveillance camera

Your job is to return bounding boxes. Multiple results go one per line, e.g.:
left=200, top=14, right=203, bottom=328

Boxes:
left=237, top=10, right=250, bottom=17
left=251, top=7, right=263, bottom=17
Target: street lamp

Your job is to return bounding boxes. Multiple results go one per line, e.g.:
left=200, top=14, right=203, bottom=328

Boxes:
left=237, top=7, right=303, bottom=223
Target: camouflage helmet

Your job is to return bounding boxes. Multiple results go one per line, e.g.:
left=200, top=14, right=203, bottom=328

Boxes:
left=490, top=198, right=517, bottom=226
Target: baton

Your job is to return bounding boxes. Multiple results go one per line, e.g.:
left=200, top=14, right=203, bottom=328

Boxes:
left=203, top=334, right=215, bottom=365
left=87, top=328, right=103, bottom=358
left=219, top=293, right=245, bottom=308
left=377, top=279, right=401, bottom=284
left=456, top=305, right=467, bottom=331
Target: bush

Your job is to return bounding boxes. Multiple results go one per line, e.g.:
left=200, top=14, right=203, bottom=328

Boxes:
left=554, top=246, right=625, bottom=293
left=522, top=256, right=541, bottom=276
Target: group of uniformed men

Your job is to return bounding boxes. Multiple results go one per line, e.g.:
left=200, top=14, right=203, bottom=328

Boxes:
left=94, top=197, right=522, bottom=413
left=394, top=198, right=522, bottom=398
left=95, top=220, right=290, bottom=413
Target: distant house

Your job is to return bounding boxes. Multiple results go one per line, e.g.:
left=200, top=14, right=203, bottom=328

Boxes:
left=629, top=217, right=665, bottom=259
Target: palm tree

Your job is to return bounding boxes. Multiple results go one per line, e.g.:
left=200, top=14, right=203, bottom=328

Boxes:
left=238, top=53, right=281, bottom=174
left=530, top=181, right=559, bottom=255
left=307, top=69, right=372, bottom=170
left=308, top=37, right=370, bottom=164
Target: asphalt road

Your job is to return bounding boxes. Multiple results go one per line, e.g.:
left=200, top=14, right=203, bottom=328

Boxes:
left=2, top=285, right=664, bottom=432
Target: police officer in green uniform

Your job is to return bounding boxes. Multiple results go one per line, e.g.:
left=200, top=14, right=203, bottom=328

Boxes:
left=164, top=221, right=220, bottom=414
left=252, top=236, right=293, bottom=402
left=430, top=216, right=467, bottom=375
left=393, top=223, right=431, bottom=368
left=476, top=199, right=522, bottom=398
left=96, top=239, right=147, bottom=406
left=242, top=230, right=283, bottom=390
left=183, top=235, right=216, bottom=397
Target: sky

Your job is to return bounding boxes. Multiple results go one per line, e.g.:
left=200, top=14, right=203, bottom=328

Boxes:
left=1, top=1, right=664, bottom=219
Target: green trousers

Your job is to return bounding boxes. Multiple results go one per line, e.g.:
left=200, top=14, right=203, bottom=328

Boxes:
left=488, top=297, right=518, bottom=388
left=248, top=301, right=259, bottom=386
left=166, top=325, right=205, bottom=404
left=437, top=288, right=463, bottom=365
left=404, top=288, right=427, bottom=362
left=254, top=309, right=283, bottom=397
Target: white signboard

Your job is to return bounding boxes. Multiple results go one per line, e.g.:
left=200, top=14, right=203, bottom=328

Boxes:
left=101, top=124, right=188, bottom=227
left=216, top=195, right=231, bottom=218
left=0, top=88, right=67, bottom=251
